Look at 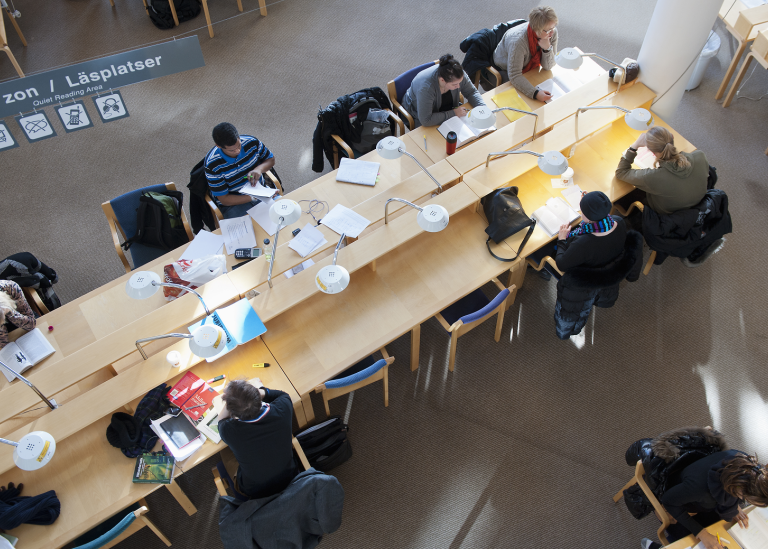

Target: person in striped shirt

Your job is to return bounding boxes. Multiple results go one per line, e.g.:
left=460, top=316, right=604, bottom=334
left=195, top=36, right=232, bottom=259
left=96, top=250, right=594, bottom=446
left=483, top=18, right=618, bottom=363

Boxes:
left=204, top=122, right=276, bottom=219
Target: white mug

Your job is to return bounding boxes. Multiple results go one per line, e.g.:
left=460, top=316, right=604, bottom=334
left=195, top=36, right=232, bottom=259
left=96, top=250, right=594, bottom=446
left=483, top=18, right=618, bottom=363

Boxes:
left=560, top=167, right=574, bottom=186
left=166, top=350, right=182, bottom=368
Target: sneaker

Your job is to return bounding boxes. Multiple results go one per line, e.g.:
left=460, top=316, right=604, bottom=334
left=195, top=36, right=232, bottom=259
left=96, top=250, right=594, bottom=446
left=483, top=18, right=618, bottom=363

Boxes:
left=641, top=538, right=661, bottom=549
left=681, top=237, right=725, bottom=268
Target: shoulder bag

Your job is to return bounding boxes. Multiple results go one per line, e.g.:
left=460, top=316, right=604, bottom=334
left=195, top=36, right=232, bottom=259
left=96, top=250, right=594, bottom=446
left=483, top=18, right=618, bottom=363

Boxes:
left=481, top=186, right=536, bottom=262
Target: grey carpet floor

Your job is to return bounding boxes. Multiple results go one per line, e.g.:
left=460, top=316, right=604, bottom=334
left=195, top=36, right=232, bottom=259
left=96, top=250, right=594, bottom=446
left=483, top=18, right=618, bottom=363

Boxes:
left=4, top=0, right=768, bottom=548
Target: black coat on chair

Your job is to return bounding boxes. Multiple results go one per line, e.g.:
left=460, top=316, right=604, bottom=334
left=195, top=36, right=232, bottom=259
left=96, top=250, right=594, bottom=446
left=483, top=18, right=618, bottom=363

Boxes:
left=554, top=230, right=643, bottom=339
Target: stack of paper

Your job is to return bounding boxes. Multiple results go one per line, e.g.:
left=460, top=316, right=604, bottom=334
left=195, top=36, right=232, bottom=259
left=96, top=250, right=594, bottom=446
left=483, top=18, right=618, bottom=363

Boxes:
left=179, top=230, right=225, bottom=261
left=320, top=204, right=370, bottom=238
left=438, top=115, right=495, bottom=147
left=633, top=146, right=658, bottom=169
left=491, top=88, right=533, bottom=122
left=532, top=197, right=580, bottom=236
left=336, top=158, right=380, bottom=186
left=288, top=223, right=327, bottom=258
left=239, top=182, right=279, bottom=199
left=219, top=215, right=257, bottom=255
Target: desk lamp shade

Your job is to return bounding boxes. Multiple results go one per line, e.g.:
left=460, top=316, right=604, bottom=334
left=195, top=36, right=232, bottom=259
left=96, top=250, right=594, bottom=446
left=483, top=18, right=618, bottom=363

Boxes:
left=376, top=136, right=406, bottom=159
left=189, top=325, right=227, bottom=358
left=316, top=233, right=350, bottom=294
left=556, top=48, right=583, bottom=69
left=268, top=199, right=302, bottom=225
left=1, top=431, right=57, bottom=471
left=125, top=271, right=162, bottom=299
left=538, top=151, right=569, bottom=175
left=467, top=106, right=496, bottom=130
left=625, top=108, right=654, bottom=130
left=417, top=204, right=450, bottom=232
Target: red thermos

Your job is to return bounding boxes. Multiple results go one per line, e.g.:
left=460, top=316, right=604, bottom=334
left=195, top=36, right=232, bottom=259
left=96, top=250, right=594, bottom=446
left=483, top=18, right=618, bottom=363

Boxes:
left=446, top=131, right=457, bottom=155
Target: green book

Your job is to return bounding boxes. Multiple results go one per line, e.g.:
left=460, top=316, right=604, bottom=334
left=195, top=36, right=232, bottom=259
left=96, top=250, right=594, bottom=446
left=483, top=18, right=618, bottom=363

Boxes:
left=132, top=454, right=175, bottom=484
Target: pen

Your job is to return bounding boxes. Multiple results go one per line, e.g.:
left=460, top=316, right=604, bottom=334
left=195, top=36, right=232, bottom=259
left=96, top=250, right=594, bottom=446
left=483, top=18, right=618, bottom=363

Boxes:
left=206, top=375, right=225, bottom=384
left=423, top=134, right=427, bottom=151
left=184, top=403, right=208, bottom=411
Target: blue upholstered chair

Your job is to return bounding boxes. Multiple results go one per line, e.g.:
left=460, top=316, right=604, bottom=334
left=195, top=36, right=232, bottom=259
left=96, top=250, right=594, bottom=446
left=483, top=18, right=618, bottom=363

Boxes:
left=70, top=501, right=170, bottom=549
left=314, top=348, right=394, bottom=416
left=433, top=279, right=515, bottom=372
left=387, top=61, right=438, bottom=131
left=101, top=182, right=194, bottom=273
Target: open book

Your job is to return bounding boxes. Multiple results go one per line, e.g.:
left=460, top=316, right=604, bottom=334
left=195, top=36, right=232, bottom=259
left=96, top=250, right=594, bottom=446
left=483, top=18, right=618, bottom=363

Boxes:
left=0, top=328, right=55, bottom=382
left=532, top=197, right=580, bottom=237
left=728, top=506, right=768, bottom=549
left=438, top=115, right=495, bottom=148
left=187, top=298, right=266, bottom=361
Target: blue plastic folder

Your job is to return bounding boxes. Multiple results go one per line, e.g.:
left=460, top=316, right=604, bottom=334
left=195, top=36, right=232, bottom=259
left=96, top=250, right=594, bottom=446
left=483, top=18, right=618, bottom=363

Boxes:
left=188, top=298, right=266, bottom=361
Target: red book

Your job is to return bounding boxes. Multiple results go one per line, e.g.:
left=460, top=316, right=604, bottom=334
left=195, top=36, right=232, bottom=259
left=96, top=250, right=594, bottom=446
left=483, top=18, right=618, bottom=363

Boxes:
left=167, top=371, right=218, bottom=422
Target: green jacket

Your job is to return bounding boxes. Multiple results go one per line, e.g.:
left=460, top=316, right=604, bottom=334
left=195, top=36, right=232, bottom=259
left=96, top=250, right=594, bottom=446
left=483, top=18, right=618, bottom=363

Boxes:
left=615, top=149, right=709, bottom=214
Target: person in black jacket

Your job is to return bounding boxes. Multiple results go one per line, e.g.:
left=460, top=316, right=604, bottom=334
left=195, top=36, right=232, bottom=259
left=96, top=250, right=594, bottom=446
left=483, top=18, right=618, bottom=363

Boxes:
left=218, top=380, right=299, bottom=499
left=642, top=452, right=768, bottom=549
left=551, top=191, right=642, bottom=339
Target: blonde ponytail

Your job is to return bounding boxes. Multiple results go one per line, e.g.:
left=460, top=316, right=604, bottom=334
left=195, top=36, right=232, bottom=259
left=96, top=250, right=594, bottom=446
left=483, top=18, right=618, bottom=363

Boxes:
left=646, top=127, right=690, bottom=169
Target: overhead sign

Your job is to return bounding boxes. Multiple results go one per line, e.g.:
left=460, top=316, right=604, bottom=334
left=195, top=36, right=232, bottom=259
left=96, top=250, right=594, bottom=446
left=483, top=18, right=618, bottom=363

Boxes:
left=0, top=36, right=204, bottom=118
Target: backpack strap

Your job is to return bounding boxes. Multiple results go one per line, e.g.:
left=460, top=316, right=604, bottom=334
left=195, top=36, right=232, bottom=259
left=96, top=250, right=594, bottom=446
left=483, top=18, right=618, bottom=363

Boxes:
left=485, top=221, right=536, bottom=262
left=121, top=201, right=149, bottom=251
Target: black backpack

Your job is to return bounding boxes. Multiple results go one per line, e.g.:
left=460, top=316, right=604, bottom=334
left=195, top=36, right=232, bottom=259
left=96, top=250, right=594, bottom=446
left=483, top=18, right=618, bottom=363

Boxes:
left=295, top=416, right=352, bottom=472
left=122, top=190, right=190, bottom=252
left=146, top=0, right=201, bottom=30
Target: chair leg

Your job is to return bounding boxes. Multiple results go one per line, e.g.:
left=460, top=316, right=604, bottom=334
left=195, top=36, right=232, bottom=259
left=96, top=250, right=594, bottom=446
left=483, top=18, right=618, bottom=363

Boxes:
left=410, top=325, right=421, bottom=371
left=201, top=0, right=213, bottom=38
left=322, top=392, right=331, bottom=416
left=165, top=0, right=179, bottom=25
left=613, top=477, right=637, bottom=502
left=716, top=39, right=747, bottom=100
left=723, top=53, right=755, bottom=107
left=657, top=524, right=669, bottom=546
left=4, top=9, right=26, bottom=46
left=2, top=46, right=24, bottom=78
left=643, top=251, right=656, bottom=276
left=383, top=365, right=389, bottom=407
left=258, top=0, right=267, bottom=16
left=447, top=333, right=458, bottom=372
left=212, top=465, right=229, bottom=496
left=494, top=304, right=506, bottom=343
left=139, top=515, right=172, bottom=547
left=236, top=0, right=243, bottom=11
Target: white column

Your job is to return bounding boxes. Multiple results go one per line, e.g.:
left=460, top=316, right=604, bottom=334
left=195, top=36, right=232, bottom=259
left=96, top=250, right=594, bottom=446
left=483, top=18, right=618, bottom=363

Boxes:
left=637, top=0, right=721, bottom=119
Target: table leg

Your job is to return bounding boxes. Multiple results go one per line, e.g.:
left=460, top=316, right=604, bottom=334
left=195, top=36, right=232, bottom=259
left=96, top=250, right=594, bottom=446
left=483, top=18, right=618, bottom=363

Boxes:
left=410, top=325, right=420, bottom=371
left=716, top=39, right=747, bottom=100
left=723, top=53, right=755, bottom=107
left=300, top=393, right=315, bottom=425
left=293, top=399, right=308, bottom=429
left=259, top=0, right=267, bottom=16
left=164, top=482, right=197, bottom=515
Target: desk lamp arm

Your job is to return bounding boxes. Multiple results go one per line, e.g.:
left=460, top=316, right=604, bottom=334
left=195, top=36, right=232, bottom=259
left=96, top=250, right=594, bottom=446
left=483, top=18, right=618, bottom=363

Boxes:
left=399, top=148, right=442, bottom=193
left=576, top=105, right=630, bottom=125
left=384, top=198, right=423, bottom=225
left=0, top=438, right=19, bottom=447
left=492, top=107, right=539, bottom=140
left=332, top=233, right=346, bottom=266
left=0, top=359, right=58, bottom=410
left=485, top=149, right=542, bottom=168
left=582, top=53, right=625, bottom=93
left=135, top=333, right=192, bottom=361
left=151, top=281, right=211, bottom=315
left=267, top=219, right=284, bottom=289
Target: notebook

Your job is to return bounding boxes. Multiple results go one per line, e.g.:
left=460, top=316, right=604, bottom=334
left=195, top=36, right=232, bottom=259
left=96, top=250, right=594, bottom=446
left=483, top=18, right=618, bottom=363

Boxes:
left=187, top=298, right=267, bottom=361
left=159, top=413, right=202, bottom=450
left=336, top=158, right=379, bottom=186
left=437, top=115, right=495, bottom=148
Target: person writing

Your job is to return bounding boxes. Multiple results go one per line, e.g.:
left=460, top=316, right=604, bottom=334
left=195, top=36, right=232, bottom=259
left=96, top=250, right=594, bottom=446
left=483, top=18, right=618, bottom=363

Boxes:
left=401, top=53, right=485, bottom=129
left=217, top=379, right=299, bottom=499
left=615, top=126, right=709, bottom=215
left=0, top=280, right=36, bottom=350
left=204, top=122, right=277, bottom=219
left=493, top=6, right=559, bottom=102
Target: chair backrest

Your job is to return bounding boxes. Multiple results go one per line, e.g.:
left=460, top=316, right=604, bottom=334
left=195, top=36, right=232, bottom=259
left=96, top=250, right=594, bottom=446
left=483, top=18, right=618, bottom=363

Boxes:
left=108, top=183, right=170, bottom=242
left=390, top=61, right=438, bottom=103
left=324, top=358, right=388, bottom=389
left=633, top=461, right=673, bottom=545
left=458, top=287, right=509, bottom=329
left=71, top=508, right=141, bottom=549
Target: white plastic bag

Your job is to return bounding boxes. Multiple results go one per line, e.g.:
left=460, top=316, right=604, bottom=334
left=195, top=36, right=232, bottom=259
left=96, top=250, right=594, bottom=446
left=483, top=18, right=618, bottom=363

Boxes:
left=173, top=254, right=226, bottom=286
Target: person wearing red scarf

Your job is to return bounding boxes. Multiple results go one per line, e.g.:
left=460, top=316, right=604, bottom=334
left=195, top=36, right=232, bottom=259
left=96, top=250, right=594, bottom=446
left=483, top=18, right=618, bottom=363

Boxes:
left=492, top=6, right=558, bottom=101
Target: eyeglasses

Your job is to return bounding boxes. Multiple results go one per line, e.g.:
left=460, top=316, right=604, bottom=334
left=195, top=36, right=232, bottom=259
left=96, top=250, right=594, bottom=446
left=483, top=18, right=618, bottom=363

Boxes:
left=541, top=26, right=556, bottom=35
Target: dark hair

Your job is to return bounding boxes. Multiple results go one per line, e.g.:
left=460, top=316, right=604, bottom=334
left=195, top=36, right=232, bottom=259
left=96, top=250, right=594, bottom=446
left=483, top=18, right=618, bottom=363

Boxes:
left=222, top=380, right=263, bottom=421
left=721, top=454, right=768, bottom=507
left=437, top=54, right=464, bottom=83
left=212, top=122, right=239, bottom=148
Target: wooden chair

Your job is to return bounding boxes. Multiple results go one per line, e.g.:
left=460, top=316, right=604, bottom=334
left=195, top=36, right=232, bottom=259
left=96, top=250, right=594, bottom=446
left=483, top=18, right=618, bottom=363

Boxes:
left=101, top=182, right=194, bottom=274
left=69, top=501, right=170, bottom=549
left=1, top=3, right=25, bottom=78
left=330, top=111, right=404, bottom=169
left=387, top=61, right=438, bottom=131
left=614, top=461, right=674, bottom=546
left=724, top=26, right=768, bottom=108
left=21, top=286, right=49, bottom=316
left=212, top=437, right=311, bottom=498
left=314, top=348, right=393, bottom=416
left=716, top=1, right=768, bottom=101
left=205, top=169, right=284, bottom=229
left=433, top=279, right=516, bottom=372
left=611, top=201, right=656, bottom=275
left=525, top=255, right=564, bottom=277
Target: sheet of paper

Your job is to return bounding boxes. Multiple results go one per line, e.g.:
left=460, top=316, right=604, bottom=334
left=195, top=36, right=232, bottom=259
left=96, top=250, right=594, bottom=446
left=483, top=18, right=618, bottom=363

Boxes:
left=284, top=258, right=315, bottom=278
left=537, top=78, right=566, bottom=101
left=288, top=223, right=327, bottom=258
left=247, top=197, right=278, bottom=236
left=320, top=204, right=371, bottom=238
left=219, top=215, right=257, bottom=255
left=239, top=182, right=279, bottom=198
left=336, top=158, right=380, bottom=186
left=561, top=185, right=585, bottom=211
left=551, top=178, right=569, bottom=189
left=179, top=230, right=225, bottom=261
left=634, top=146, right=658, bottom=169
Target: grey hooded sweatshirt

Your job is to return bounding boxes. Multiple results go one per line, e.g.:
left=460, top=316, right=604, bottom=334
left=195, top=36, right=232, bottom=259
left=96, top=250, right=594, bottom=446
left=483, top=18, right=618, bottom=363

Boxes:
left=615, top=149, right=709, bottom=214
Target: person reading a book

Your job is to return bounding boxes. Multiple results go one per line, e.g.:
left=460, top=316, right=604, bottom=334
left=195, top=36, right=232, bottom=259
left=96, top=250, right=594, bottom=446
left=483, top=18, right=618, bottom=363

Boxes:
left=0, top=280, right=35, bottom=350
left=204, top=122, right=276, bottom=219
left=641, top=452, right=768, bottom=549
left=493, top=6, right=558, bottom=101
left=217, top=379, right=299, bottom=499
left=615, top=126, right=709, bottom=216
left=401, top=53, right=485, bottom=129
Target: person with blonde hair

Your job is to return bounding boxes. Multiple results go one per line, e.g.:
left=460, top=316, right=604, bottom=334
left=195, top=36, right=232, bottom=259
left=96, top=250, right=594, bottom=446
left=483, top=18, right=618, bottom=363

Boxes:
left=615, top=126, right=709, bottom=215
left=0, top=280, right=36, bottom=350
left=493, top=6, right=559, bottom=101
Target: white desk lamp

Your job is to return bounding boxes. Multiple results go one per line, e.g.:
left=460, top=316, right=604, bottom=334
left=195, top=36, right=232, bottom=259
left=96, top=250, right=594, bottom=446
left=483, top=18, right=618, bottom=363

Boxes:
left=384, top=198, right=449, bottom=232
left=376, top=137, right=443, bottom=193
left=315, top=233, right=350, bottom=295
left=0, top=431, right=56, bottom=471
left=556, top=47, right=626, bottom=93
left=267, top=199, right=302, bottom=288
left=485, top=149, right=569, bottom=175
left=126, top=271, right=211, bottom=315
left=575, top=105, right=654, bottom=130
left=467, top=105, right=539, bottom=142
left=0, top=360, right=58, bottom=410
left=134, top=324, right=226, bottom=361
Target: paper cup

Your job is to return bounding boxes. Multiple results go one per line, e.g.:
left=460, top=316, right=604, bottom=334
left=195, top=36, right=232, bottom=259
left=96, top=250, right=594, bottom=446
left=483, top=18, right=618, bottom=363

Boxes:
left=560, top=167, right=574, bottom=186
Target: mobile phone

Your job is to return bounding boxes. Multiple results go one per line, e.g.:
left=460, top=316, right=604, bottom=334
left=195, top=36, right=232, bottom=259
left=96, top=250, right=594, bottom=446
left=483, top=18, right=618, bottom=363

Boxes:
left=252, top=363, right=270, bottom=368
left=235, top=248, right=262, bottom=259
